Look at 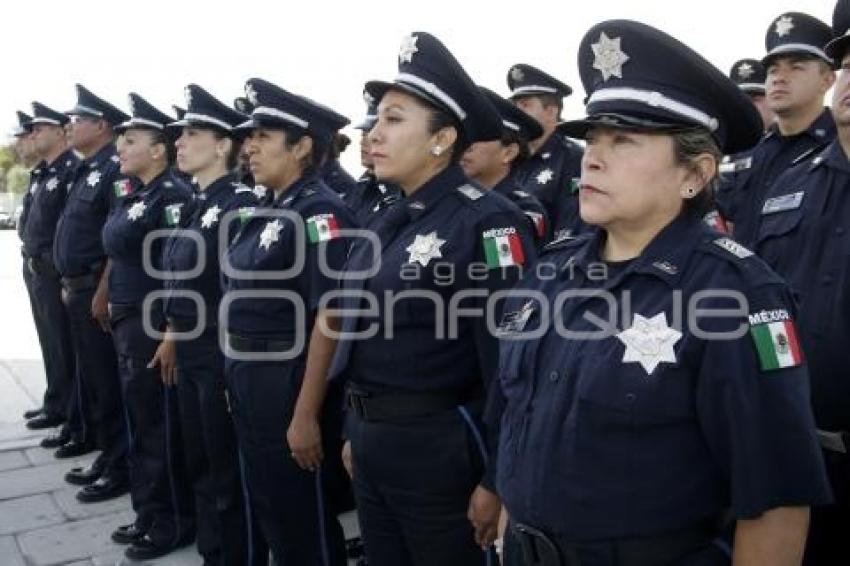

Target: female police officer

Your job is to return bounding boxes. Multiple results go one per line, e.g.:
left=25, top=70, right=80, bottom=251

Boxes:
left=221, top=77, right=355, bottom=565
left=101, top=93, right=194, bottom=561
left=327, top=32, right=536, bottom=565
left=157, top=84, right=261, bottom=566
left=493, top=20, right=832, bottom=566
left=462, top=86, right=550, bottom=247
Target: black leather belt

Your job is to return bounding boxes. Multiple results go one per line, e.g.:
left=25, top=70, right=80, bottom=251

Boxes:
left=61, top=271, right=100, bottom=292
left=512, top=521, right=717, bottom=566
left=227, top=333, right=294, bottom=353
left=347, top=386, right=482, bottom=422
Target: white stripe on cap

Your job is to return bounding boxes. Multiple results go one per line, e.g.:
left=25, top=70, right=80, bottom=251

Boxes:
left=30, top=117, right=61, bottom=126
left=738, top=83, right=766, bottom=92
left=511, top=85, right=559, bottom=96
left=74, top=104, right=104, bottom=117
left=767, top=43, right=832, bottom=64
left=184, top=112, right=233, bottom=131
left=252, top=106, right=309, bottom=129
left=127, top=118, right=164, bottom=130
left=395, top=72, right=467, bottom=121
left=502, top=119, right=521, bottom=131
left=588, top=87, right=719, bottom=132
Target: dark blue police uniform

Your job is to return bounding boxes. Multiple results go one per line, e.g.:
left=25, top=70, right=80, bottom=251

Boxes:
left=714, top=12, right=836, bottom=247
left=101, top=95, right=195, bottom=553
left=161, top=85, right=264, bottom=566
left=507, top=64, right=584, bottom=241
left=320, top=157, right=359, bottom=199
left=753, top=12, right=850, bottom=560
left=222, top=77, right=356, bottom=566
left=495, top=20, right=832, bottom=566
left=480, top=86, right=550, bottom=247
left=330, top=32, right=536, bottom=566
left=55, top=85, right=131, bottom=498
left=20, top=103, right=77, bottom=430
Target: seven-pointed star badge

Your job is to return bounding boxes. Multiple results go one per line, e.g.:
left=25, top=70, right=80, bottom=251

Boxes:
left=399, top=34, right=419, bottom=64
left=406, top=231, right=445, bottom=267
left=536, top=168, right=554, bottom=184
left=259, top=219, right=283, bottom=250
left=201, top=205, right=221, bottom=229
left=616, top=312, right=682, bottom=375
left=45, top=177, right=59, bottom=192
left=87, top=171, right=101, bottom=187
left=775, top=16, right=794, bottom=37
left=737, top=62, right=754, bottom=79
left=592, top=32, right=630, bottom=81
left=127, top=201, right=146, bottom=222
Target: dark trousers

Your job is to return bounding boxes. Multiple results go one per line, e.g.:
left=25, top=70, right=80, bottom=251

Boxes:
left=805, top=450, right=850, bottom=565
left=110, top=310, right=194, bottom=545
left=346, top=405, right=496, bottom=566
left=175, top=330, right=263, bottom=565
left=225, top=357, right=347, bottom=566
left=23, top=260, right=74, bottom=420
left=62, top=286, right=127, bottom=475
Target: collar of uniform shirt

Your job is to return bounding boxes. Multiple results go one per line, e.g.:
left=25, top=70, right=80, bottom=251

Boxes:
left=132, top=169, right=171, bottom=197
left=568, top=213, right=703, bottom=287
left=766, top=107, right=835, bottom=142
left=817, top=139, right=850, bottom=174
left=85, top=143, right=116, bottom=169
left=403, top=163, right=468, bottom=220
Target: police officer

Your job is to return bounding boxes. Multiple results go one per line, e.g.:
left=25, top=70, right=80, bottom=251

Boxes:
left=507, top=63, right=584, bottom=240
left=160, top=84, right=262, bottom=566
left=21, top=102, right=78, bottom=441
left=222, top=77, right=356, bottom=565
left=493, top=19, right=832, bottom=566
left=233, top=97, right=257, bottom=186
left=344, top=90, right=401, bottom=223
left=462, top=86, right=550, bottom=246
left=754, top=4, right=850, bottom=561
left=55, top=85, right=130, bottom=504
left=320, top=132, right=358, bottom=198
left=328, top=32, right=536, bottom=565
left=715, top=12, right=836, bottom=247
left=101, top=93, right=195, bottom=560
left=729, top=58, right=775, bottom=131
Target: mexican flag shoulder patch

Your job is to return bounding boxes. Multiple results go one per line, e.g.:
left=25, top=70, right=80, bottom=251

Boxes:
left=482, top=226, right=525, bottom=268
left=113, top=179, right=132, bottom=198
left=164, top=203, right=184, bottom=227
left=306, top=213, right=340, bottom=243
left=748, top=309, right=803, bottom=371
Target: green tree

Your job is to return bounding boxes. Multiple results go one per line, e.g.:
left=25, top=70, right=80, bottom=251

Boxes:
left=6, top=165, right=29, bottom=194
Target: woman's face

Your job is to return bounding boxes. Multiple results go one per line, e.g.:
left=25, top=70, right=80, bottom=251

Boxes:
left=579, top=127, right=687, bottom=229
left=369, top=89, right=441, bottom=185
left=175, top=126, right=221, bottom=176
left=118, top=128, right=161, bottom=177
left=244, top=127, right=302, bottom=188
left=460, top=140, right=507, bottom=183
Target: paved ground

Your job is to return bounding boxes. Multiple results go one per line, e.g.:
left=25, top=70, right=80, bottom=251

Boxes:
left=0, top=231, right=359, bottom=565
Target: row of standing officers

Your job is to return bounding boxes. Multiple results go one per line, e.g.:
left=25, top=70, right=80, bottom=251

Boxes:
left=9, top=4, right=850, bottom=566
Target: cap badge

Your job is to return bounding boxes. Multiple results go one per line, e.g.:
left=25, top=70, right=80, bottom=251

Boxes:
left=510, top=67, right=525, bottom=82
left=398, top=34, right=419, bottom=64
left=592, top=32, right=630, bottom=81
left=775, top=16, right=794, bottom=38
left=245, top=83, right=259, bottom=106
left=737, top=63, right=755, bottom=79
left=184, top=87, right=193, bottom=108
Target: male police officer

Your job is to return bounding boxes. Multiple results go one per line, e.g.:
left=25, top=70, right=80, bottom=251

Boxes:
left=20, top=103, right=78, bottom=439
left=716, top=12, right=836, bottom=247
left=730, top=58, right=776, bottom=131
left=754, top=4, right=850, bottom=561
left=54, top=84, right=130, bottom=502
left=507, top=64, right=583, bottom=241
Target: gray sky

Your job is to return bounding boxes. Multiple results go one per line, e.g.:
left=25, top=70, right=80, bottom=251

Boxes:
left=1, top=0, right=837, bottom=172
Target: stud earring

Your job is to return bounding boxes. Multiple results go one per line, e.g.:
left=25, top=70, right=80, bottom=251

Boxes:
left=683, top=187, right=697, bottom=198
left=430, top=146, right=443, bottom=156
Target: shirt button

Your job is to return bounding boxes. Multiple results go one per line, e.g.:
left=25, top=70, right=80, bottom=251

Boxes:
left=549, top=371, right=559, bottom=383
left=625, top=393, right=637, bottom=403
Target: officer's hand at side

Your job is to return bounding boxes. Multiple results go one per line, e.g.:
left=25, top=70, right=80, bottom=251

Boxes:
left=342, top=440, right=353, bottom=479
left=468, top=485, right=501, bottom=548
left=148, top=337, right=178, bottom=386
left=91, top=287, right=109, bottom=332
left=287, top=413, right=323, bottom=472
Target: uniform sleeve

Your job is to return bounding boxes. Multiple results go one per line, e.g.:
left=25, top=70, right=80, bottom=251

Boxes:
left=300, top=202, right=360, bottom=311
left=472, top=207, right=537, bottom=491
left=102, top=163, right=128, bottom=211
left=695, top=280, right=832, bottom=518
